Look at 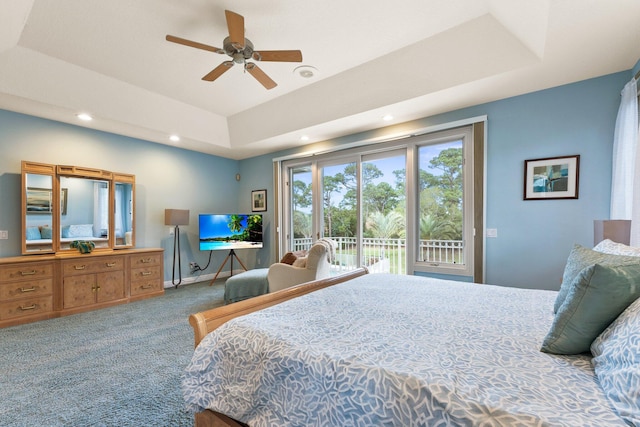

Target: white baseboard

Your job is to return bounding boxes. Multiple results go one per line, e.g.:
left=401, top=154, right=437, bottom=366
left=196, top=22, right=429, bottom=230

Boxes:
left=162, top=268, right=246, bottom=288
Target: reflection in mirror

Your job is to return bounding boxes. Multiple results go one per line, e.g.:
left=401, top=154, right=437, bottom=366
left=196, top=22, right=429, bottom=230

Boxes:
left=24, top=173, right=54, bottom=253
left=59, top=176, right=110, bottom=251
left=114, top=182, right=134, bottom=247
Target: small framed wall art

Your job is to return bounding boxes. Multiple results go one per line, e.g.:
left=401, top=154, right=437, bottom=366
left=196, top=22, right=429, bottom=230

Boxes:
left=524, top=155, right=580, bottom=200
left=251, top=189, right=267, bottom=212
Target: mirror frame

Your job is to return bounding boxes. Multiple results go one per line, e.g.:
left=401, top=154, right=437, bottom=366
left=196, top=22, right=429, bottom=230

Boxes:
left=21, top=161, right=136, bottom=255
left=21, top=161, right=58, bottom=254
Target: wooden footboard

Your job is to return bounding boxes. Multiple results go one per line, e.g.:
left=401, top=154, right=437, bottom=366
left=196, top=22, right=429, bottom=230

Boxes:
left=188, top=268, right=369, bottom=427
left=189, top=267, right=368, bottom=347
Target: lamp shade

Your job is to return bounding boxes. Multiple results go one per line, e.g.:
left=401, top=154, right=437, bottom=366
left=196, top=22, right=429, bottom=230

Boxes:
left=165, top=209, right=190, bottom=226
left=594, top=219, right=630, bottom=245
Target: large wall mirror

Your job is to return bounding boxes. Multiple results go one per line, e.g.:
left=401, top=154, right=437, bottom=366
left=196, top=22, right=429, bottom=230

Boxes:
left=22, top=162, right=57, bottom=254
left=114, top=174, right=135, bottom=248
left=21, top=161, right=135, bottom=255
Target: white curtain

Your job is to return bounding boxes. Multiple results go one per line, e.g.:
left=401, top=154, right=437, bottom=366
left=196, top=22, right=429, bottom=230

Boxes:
left=610, top=78, right=639, bottom=245
left=93, top=182, right=109, bottom=237
left=114, top=185, right=124, bottom=238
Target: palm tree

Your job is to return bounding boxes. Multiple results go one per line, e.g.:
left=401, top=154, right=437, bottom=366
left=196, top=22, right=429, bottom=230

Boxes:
left=227, top=214, right=244, bottom=236
left=419, top=214, right=457, bottom=240
left=366, top=211, right=404, bottom=239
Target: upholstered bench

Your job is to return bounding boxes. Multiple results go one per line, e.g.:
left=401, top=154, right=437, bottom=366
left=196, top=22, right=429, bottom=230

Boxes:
left=223, top=268, right=269, bottom=304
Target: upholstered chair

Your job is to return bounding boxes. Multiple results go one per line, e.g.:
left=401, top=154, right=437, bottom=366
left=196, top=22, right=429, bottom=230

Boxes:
left=267, top=240, right=334, bottom=293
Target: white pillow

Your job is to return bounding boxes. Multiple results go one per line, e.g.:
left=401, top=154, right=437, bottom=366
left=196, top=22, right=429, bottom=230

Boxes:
left=68, top=224, right=95, bottom=238
left=591, top=297, right=640, bottom=425
left=593, top=239, right=640, bottom=257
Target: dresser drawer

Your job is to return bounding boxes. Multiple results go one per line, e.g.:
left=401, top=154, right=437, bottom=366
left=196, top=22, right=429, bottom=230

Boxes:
left=62, top=256, right=125, bottom=276
left=131, top=265, right=161, bottom=282
left=0, top=263, right=53, bottom=282
left=130, top=278, right=163, bottom=296
left=0, top=278, right=53, bottom=300
left=0, top=296, right=53, bottom=320
left=130, top=253, right=162, bottom=268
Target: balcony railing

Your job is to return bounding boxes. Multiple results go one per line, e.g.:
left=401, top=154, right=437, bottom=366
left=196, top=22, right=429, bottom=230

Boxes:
left=292, top=237, right=464, bottom=274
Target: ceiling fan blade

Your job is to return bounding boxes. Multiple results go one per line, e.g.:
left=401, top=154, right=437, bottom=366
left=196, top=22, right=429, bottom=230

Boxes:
left=245, top=63, right=277, bottom=90
left=225, top=10, right=245, bottom=49
left=202, top=61, right=234, bottom=81
left=166, top=35, right=223, bottom=54
left=253, top=50, right=303, bottom=62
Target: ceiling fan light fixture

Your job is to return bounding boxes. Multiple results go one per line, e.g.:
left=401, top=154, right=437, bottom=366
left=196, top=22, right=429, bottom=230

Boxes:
left=294, top=65, right=318, bottom=79
left=166, top=10, right=302, bottom=89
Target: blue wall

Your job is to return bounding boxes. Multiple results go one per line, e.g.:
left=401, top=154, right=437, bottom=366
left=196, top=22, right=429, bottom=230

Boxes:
left=0, top=70, right=633, bottom=289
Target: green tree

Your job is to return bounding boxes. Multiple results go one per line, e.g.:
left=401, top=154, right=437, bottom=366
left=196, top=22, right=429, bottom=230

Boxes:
left=366, top=211, right=405, bottom=239
left=419, top=147, right=463, bottom=239
left=419, top=214, right=457, bottom=240
left=227, top=214, right=244, bottom=234
left=322, top=174, right=346, bottom=236
left=292, top=179, right=311, bottom=209
left=364, top=182, right=399, bottom=215
left=293, top=211, right=312, bottom=238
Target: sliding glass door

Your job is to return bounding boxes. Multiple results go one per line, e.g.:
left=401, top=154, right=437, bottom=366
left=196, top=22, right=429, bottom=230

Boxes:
left=278, top=124, right=477, bottom=278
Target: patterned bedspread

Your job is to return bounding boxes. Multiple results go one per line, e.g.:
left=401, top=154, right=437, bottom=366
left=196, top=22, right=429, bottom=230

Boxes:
left=183, top=274, right=626, bottom=426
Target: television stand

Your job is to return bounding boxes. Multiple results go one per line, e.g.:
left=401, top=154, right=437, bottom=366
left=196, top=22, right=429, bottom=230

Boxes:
left=209, top=249, right=248, bottom=286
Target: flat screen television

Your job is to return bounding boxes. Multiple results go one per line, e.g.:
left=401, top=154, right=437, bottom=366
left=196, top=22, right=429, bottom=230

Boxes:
left=199, top=214, right=263, bottom=251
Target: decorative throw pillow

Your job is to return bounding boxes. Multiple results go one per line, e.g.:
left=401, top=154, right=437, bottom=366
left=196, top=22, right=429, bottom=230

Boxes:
left=554, top=244, right=640, bottom=313
left=40, top=226, right=52, bottom=239
left=280, top=252, right=297, bottom=265
left=591, top=297, right=640, bottom=425
left=541, top=263, right=640, bottom=355
left=26, top=227, right=41, bottom=240
left=61, top=225, right=71, bottom=238
left=594, top=239, right=640, bottom=257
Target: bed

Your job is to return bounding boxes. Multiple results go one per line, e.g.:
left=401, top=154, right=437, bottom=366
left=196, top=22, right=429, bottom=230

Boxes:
left=183, top=242, right=640, bottom=427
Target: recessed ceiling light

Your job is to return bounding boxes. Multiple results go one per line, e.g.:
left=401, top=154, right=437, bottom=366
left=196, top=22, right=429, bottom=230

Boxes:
left=382, top=114, right=394, bottom=121
left=77, top=113, right=93, bottom=121
left=300, top=135, right=309, bottom=142
left=169, top=135, right=180, bottom=142
left=293, top=66, right=318, bottom=79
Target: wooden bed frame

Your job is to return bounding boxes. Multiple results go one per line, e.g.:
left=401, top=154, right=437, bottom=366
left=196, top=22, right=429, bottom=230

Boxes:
left=188, top=268, right=369, bottom=427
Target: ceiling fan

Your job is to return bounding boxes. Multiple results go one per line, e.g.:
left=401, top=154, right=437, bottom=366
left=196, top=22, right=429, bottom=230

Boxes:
left=166, top=10, right=303, bottom=90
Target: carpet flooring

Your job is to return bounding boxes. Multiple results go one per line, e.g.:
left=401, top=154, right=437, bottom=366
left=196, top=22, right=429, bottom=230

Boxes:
left=0, top=280, right=226, bottom=427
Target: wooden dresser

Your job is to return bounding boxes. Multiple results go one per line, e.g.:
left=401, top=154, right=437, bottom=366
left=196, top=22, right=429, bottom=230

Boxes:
left=0, top=248, right=164, bottom=328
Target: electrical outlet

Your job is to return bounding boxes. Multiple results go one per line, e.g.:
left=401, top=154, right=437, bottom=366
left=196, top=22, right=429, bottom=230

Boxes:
left=0, top=230, right=7, bottom=239
left=168, top=227, right=174, bottom=235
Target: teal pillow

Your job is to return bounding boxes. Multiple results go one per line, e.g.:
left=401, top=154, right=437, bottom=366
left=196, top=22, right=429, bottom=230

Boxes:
left=554, top=245, right=640, bottom=313
left=542, top=263, right=640, bottom=355
left=25, top=226, right=41, bottom=240
left=40, top=226, right=52, bottom=239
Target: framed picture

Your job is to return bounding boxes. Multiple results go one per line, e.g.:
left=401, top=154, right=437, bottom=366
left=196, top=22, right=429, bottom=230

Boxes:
left=251, top=189, right=267, bottom=212
left=26, top=187, right=67, bottom=214
left=26, top=187, right=52, bottom=214
left=524, top=155, right=580, bottom=200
